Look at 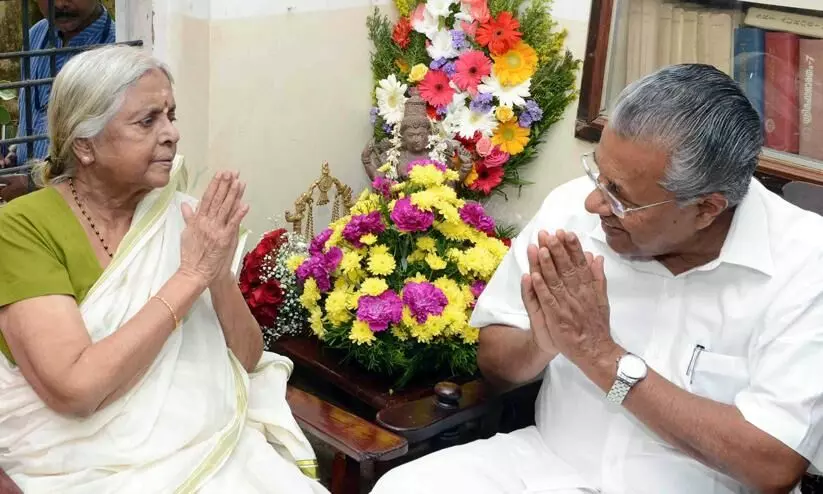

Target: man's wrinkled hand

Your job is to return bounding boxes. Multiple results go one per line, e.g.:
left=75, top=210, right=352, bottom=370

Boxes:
left=528, top=229, right=618, bottom=367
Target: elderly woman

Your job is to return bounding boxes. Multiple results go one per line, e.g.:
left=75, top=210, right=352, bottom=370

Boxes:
left=0, top=46, right=327, bottom=493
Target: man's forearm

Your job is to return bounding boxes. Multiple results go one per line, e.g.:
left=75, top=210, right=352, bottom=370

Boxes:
left=210, top=275, right=264, bottom=372
left=477, top=325, right=556, bottom=386
left=580, top=345, right=806, bottom=492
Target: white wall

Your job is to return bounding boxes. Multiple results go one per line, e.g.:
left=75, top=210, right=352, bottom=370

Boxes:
left=131, top=0, right=594, bottom=236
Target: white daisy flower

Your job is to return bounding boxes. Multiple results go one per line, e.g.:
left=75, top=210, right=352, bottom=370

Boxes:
left=412, top=6, right=440, bottom=40
left=375, top=74, right=408, bottom=124
left=478, top=75, right=532, bottom=108
left=455, top=106, right=499, bottom=138
left=426, top=0, right=457, bottom=18
left=427, top=29, right=460, bottom=61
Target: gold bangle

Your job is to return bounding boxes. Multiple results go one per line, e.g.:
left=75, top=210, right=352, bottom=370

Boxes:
left=152, top=295, right=180, bottom=329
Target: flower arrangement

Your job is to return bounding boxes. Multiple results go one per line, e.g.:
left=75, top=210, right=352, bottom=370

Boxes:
left=239, top=229, right=310, bottom=349
left=291, top=159, right=509, bottom=387
left=367, top=0, right=580, bottom=199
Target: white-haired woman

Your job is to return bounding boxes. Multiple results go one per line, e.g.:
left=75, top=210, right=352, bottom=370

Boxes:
left=0, top=46, right=326, bottom=493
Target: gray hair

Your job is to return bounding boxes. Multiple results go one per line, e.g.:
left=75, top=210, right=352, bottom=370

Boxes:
left=610, top=64, right=763, bottom=207
left=32, top=45, right=173, bottom=186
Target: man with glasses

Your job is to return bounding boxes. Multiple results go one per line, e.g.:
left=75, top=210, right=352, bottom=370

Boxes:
left=373, top=64, right=823, bottom=493
left=1, top=0, right=114, bottom=167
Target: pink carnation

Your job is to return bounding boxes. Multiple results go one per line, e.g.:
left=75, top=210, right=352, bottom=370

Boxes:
left=357, top=290, right=403, bottom=332
left=403, top=282, right=448, bottom=323
left=475, top=137, right=493, bottom=157
left=459, top=202, right=496, bottom=235
left=391, top=197, right=435, bottom=233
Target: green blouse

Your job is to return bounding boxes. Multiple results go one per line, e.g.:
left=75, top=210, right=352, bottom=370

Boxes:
left=0, top=187, right=103, bottom=363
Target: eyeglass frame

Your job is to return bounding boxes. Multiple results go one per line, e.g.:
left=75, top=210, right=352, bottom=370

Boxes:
left=580, top=152, right=677, bottom=218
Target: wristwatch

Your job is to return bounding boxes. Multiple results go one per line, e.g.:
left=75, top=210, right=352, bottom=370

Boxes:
left=606, top=352, right=647, bottom=405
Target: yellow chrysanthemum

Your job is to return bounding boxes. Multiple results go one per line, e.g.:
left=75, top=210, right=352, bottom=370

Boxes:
left=360, top=277, right=389, bottom=296
left=407, top=313, right=447, bottom=343
left=409, top=165, right=446, bottom=188
left=410, top=190, right=438, bottom=211
left=436, top=202, right=461, bottom=223
left=456, top=246, right=499, bottom=278
left=286, top=254, right=306, bottom=272
left=444, top=169, right=460, bottom=183
left=368, top=245, right=396, bottom=276
left=349, top=320, right=376, bottom=346
left=340, top=251, right=363, bottom=275
left=496, top=105, right=515, bottom=123
left=492, top=121, right=530, bottom=155
left=436, top=220, right=473, bottom=241
left=351, top=192, right=381, bottom=215
left=325, top=289, right=352, bottom=326
left=434, top=277, right=464, bottom=306
left=309, top=308, right=326, bottom=338
left=394, top=0, right=414, bottom=16
left=425, top=252, right=448, bottom=270
left=300, top=278, right=321, bottom=309
left=360, top=233, right=378, bottom=246
left=461, top=325, right=480, bottom=344
left=408, top=249, right=426, bottom=263
left=492, top=41, right=538, bottom=86
left=416, top=236, right=437, bottom=252
left=408, top=63, right=428, bottom=83
left=405, top=272, right=428, bottom=284
left=391, top=325, right=409, bottom=341
left=378, top=163, right=393, bottom=173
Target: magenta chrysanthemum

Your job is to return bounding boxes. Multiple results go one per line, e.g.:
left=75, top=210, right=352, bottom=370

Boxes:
left=391, top=197, right=435, bottom=233
left=357, top=290, right=403, bottom=332
left=459, top=202, right=496, bottom=235
left=309, top=228, right=332, bottom=256
left=372, top=176, right=396, bottom=199
left=402, top=281, right=448, bottom=323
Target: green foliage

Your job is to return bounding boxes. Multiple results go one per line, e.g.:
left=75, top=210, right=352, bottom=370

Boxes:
left=488, top=0, right=528, bottom=17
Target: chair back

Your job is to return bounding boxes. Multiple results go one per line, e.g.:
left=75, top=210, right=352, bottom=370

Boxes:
left=782, top=181, right=823, bottom=216
left=0, top=174, right=30, bottom=207
left=285, top=162, right=354, bottom=237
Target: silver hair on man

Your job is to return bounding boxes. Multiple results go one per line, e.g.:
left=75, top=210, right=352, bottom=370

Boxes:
left=610, top=64, right=763, bottom=207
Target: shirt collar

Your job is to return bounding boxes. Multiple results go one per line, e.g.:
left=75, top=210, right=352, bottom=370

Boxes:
left=589, top=180, right=774, bottom=277
left=55, top=5, right=110, bottom=47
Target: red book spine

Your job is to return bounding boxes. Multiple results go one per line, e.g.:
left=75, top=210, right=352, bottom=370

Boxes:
left=764, top=32, right=800, bottom=153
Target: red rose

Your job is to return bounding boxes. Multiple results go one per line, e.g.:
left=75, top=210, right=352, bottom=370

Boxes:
left=252, top=228, right=286, bottom=260
left=456, top=131, right=482, bottom=152
left=239, top=252, right=263, bottom=295
left=247, top=279, right=284, bottom=327
left=392, top=17, right=412, bottom=49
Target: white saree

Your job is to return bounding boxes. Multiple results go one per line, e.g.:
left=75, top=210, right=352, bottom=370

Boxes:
left=0, top=158, right=327, bottom=494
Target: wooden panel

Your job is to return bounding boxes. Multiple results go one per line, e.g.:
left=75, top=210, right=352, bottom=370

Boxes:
left=576, top=0, right=614, bottom=140
left=286, top=386, right=408, bottom=463
left=273, top=336, right=471, bottom=412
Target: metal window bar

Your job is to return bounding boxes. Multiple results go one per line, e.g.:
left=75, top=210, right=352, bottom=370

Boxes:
left=0, top=0, right=143, bottom=180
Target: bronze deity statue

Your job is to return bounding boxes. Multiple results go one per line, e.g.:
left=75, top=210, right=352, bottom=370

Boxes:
left=361, top=89, right=473, bottom=183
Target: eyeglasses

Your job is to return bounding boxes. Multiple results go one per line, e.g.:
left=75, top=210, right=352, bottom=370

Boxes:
left=581, top=152, right=675, bottom=218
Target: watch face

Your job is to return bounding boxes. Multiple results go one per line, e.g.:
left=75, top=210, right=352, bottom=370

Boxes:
left=619, top=354, right=648, bottom=380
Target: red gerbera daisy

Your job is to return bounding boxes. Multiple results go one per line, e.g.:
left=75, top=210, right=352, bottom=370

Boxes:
left=453, top=50, right=492, bottom=93
left=418, top=70, right=455, bottom=107
left=469, top=162, right=505, bottom=195
left=476, top=12, right=522, bottom=56
left=392, top=17, right=412, bottom=49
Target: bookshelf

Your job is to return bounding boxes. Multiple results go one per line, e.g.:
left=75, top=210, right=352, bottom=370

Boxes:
left=576, top=0, right=823, bottom=189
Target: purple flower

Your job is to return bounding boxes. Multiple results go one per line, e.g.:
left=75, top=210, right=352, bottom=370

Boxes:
left=469, top=93, right=493, bottom=114
left=296, top=256, right=333, bottom=292
left=403, top=282, right=448, bottom=323
left=324, top=246, right=343, bottom=271
left=369, top=107, right=379, bottom=125
left=407, top=159, right=447, bottom=172
left=383, top=123, right=394, bottom=134
left=459, top=202, right=496, bottom=235
left=391, top=197, right=435, bottom=233
left=430, top=57, right=448, bottom=70
left=451, top=29, right=469, bottom=51
left=372, top=176, right=396, bottom=198
left=342, top=211, right=386, bottom=247
left=519, top=100, right=543, bottom=128
left=436, top=105, right=449, bottom=117
left=442, top=61, right=457, bottom=78
left=310, top=228, right=332, bottom=256
left=470, top=280, right=487, bottom=299
left=357, top=290, right=403, bottom=331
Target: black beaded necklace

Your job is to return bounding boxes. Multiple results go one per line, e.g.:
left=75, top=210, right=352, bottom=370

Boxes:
left=69, top=178, right=113, bottom=258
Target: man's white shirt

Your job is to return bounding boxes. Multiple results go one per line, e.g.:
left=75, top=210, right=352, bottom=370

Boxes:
left=471, top=177, right=823, bottom=493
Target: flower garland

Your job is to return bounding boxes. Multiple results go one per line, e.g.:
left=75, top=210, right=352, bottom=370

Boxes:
left=291, top=159, right=509, bottom=387
left=239, top=229, right=309, bottom=349
left=367, top=0, right=580, bottom=200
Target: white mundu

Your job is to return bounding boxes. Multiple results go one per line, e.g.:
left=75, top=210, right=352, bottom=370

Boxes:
left=372, top=176, right=823, bottom=494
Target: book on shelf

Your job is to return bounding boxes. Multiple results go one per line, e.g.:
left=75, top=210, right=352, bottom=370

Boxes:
left=763, top=32, right=800, bottom=153
left=744, top=7, right=823, bottom=39
left=799, top=39, right=823, bottom=162
left=734, top=26, right=766, bottom=117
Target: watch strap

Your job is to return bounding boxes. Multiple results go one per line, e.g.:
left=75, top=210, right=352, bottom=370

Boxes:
left=606, top=377, right=632, bottom=405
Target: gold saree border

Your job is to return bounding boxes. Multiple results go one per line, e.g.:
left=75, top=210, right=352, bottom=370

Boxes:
left=173, top=352, right=248, bottom=493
